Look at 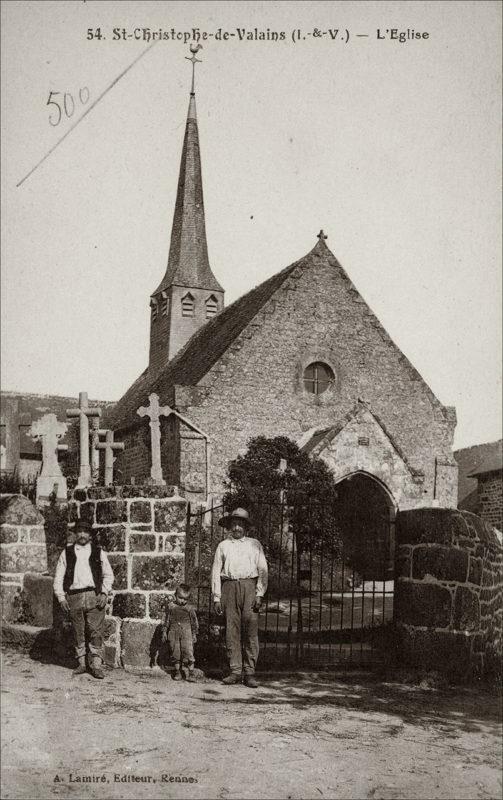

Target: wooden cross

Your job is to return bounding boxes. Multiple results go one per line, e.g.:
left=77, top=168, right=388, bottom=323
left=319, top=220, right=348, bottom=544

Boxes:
left=66, top=392, right=101, bottom=487
left=29, top=413, right=68, bottom=500
left=97, top=429, right=125, bottom=486
left=137, top=393, right=173, bottom=485
left=0, top=398, right=32, bottom=471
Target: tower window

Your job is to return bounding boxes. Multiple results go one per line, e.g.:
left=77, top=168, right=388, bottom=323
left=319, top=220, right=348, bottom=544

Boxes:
left=181, top=293, right=195, bottom=317
left=161, top=294, right=169, bottom=316
left=303, top=362, right=335, bottom=395
left=150, top=298, right=158, bottom=321
left=205, top=294, right=218, bottom=318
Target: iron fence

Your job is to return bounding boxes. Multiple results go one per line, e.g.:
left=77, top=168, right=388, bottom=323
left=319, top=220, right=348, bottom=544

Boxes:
left=186, top=496, right=395, bottom=670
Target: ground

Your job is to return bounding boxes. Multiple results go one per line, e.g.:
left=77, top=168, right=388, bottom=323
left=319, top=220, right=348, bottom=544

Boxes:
left=1, top=648, right=501, bottom=800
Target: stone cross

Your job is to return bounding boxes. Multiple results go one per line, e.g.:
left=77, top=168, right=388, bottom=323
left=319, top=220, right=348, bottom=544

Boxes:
left=97, top=429, right=125, bottom=486
left=66, top=392, right=101, bottom=487
left=317, top=229, right=327, bottom=241
left=29, top=413, right=68, bottom=500
left=137, top=393, right=172, bottom=485
left=277, top=458, right=288, bottom=505
left=90, top=416, right=101, bottom=484
left=0, top=398, right=32, bottom=472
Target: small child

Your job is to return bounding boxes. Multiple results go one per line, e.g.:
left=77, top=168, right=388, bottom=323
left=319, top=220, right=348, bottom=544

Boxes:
left=161, top=583, right=199, bottom=681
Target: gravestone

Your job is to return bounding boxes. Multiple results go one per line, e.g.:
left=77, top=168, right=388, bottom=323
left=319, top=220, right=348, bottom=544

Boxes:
left=66, top=392, right=101, bottom=487
left=29, top=413, right=68, bottom=500
left=0, top=397, right=32, bottom=472
left=137, top=393, right=173, bottom=485
left=97, top=429, right=125, bottom=486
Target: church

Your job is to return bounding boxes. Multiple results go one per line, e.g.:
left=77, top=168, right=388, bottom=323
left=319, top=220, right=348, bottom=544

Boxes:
left=106, top=72, right=459, bottom=514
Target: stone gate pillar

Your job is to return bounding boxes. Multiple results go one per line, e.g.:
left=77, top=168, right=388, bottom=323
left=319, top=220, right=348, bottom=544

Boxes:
left=394, top=507, right=503, bottom=681
left=0, top=494, right=47, bottom=624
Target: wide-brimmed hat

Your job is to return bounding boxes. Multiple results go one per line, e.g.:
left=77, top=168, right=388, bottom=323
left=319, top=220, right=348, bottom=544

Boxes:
left=218, top=508, right=250, bottom=528
left=74, top=519, right=93, bottom=534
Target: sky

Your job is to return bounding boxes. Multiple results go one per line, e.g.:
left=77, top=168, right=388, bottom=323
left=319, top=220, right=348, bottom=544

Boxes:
left=1, top=0, right=501, bottom=450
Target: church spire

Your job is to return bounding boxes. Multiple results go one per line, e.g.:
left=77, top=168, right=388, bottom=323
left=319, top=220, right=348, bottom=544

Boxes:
left=149, top=47, right=224, bottom=373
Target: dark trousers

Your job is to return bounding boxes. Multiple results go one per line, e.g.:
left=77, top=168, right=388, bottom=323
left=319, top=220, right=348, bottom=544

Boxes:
left=167, top=624, right=195, bottom=668
left=67, top=589, right=105, bottom=660
left=221, top=578, right=259, bottom=675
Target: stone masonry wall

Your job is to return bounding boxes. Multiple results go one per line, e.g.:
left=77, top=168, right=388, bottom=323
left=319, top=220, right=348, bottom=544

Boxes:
left=1, top=489, right=189, bottom=671
left=394, top=508, right=503, bottom=681
left=1, top=494, right=47, bottom=624
left=174, top=252, right=458, bottom=506
left=478, top=471, right=502, bottom=530
left=68, top=485, right=188, bottom=669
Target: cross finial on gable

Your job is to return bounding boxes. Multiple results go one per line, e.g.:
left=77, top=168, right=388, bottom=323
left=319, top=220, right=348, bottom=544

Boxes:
left=317, top=229, right=327, bottom=241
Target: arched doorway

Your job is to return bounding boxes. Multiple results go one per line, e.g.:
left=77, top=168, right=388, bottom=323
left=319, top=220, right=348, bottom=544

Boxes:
left=334, top=471, right=396, bottom=582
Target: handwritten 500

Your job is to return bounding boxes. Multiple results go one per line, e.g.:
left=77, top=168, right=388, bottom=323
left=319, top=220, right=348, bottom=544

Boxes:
left=46, top=88, right=90, bottom=126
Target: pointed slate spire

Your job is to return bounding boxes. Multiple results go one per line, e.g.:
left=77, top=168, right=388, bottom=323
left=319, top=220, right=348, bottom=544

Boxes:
left=152, top=87, right=223, bottom=295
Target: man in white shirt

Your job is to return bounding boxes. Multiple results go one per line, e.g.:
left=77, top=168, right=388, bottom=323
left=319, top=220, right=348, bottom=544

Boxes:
left=53, top=519, right=114, bottom=678
left=211, top=508, right=268, bottom=687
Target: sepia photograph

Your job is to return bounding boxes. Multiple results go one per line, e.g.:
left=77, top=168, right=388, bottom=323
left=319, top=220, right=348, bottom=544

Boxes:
left=1, top=1, right=501, bottom=799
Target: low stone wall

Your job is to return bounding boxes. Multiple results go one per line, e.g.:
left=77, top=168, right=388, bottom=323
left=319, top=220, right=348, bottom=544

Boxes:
left=1, top=495, right=47, bottom=624
left=394, top=508, right=503, bottom=681
left=1, top=488, right=189, bottom=671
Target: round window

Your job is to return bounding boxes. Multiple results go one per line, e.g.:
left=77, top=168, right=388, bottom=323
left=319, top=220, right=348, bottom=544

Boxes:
left=303, top=362, right=335, bottom=395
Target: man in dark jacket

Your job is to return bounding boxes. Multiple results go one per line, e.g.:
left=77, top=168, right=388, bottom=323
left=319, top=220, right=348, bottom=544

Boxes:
left=53, top=519, right=114, bottom=678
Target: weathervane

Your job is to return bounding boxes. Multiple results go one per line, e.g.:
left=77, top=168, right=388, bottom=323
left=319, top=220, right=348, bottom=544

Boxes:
left=186, top=43, right=203, bottom=94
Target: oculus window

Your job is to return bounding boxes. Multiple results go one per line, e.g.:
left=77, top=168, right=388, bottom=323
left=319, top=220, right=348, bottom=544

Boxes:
left=303, top=362, right=334, bottom=395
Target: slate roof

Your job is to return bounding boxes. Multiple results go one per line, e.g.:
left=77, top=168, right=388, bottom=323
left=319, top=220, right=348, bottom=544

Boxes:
left=467, top=446, right=503, bottom=477
left=107, top=240, right=333, bottom=430
left=454, top=439, right=503, bottom=505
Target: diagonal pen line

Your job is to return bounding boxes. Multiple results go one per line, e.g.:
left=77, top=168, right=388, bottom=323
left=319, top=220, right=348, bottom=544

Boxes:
left=16, top=41, right=158, bottom=188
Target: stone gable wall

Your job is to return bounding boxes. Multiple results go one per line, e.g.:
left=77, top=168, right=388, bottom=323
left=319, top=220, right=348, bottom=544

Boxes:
left=176, top=258, right=457, bottom=505
left=394, top=508, right=502, bottom=681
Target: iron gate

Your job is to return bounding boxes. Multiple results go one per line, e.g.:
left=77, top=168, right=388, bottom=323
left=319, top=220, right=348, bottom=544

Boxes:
left=185, top=496, right=394, bottom=670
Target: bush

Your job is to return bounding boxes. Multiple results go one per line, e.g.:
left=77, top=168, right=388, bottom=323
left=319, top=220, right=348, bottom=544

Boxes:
left=0, top=469, right=36, bottom=503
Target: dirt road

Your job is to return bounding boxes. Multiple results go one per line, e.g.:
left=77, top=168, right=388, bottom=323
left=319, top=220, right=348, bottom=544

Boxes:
left=1, top=648, right=501, bottom=800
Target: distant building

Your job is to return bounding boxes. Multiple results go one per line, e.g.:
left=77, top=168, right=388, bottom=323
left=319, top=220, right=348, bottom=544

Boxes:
left=0, top=392, right=114, bottom=482
left=454, top=440, right=502, bottom=530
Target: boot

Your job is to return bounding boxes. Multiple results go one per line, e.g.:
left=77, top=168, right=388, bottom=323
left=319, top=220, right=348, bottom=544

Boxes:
left=88, top=657, right=105, bottom=679
left=73, top=656, right=87, bottom=676
left=172, top=669, right=182, bottom=681
left=243, top=674, right=258, bottom=688
left=222, top=673, right=242, bottom=685
left=186, top=668, right=197, bottom=683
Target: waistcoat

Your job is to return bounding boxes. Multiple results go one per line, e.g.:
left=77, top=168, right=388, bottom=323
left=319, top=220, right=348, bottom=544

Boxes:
left=63, top=544, right=103, bottom=593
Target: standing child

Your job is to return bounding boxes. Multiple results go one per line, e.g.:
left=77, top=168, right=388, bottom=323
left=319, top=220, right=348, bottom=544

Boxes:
left=161, top=583, right=199, bottom=681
